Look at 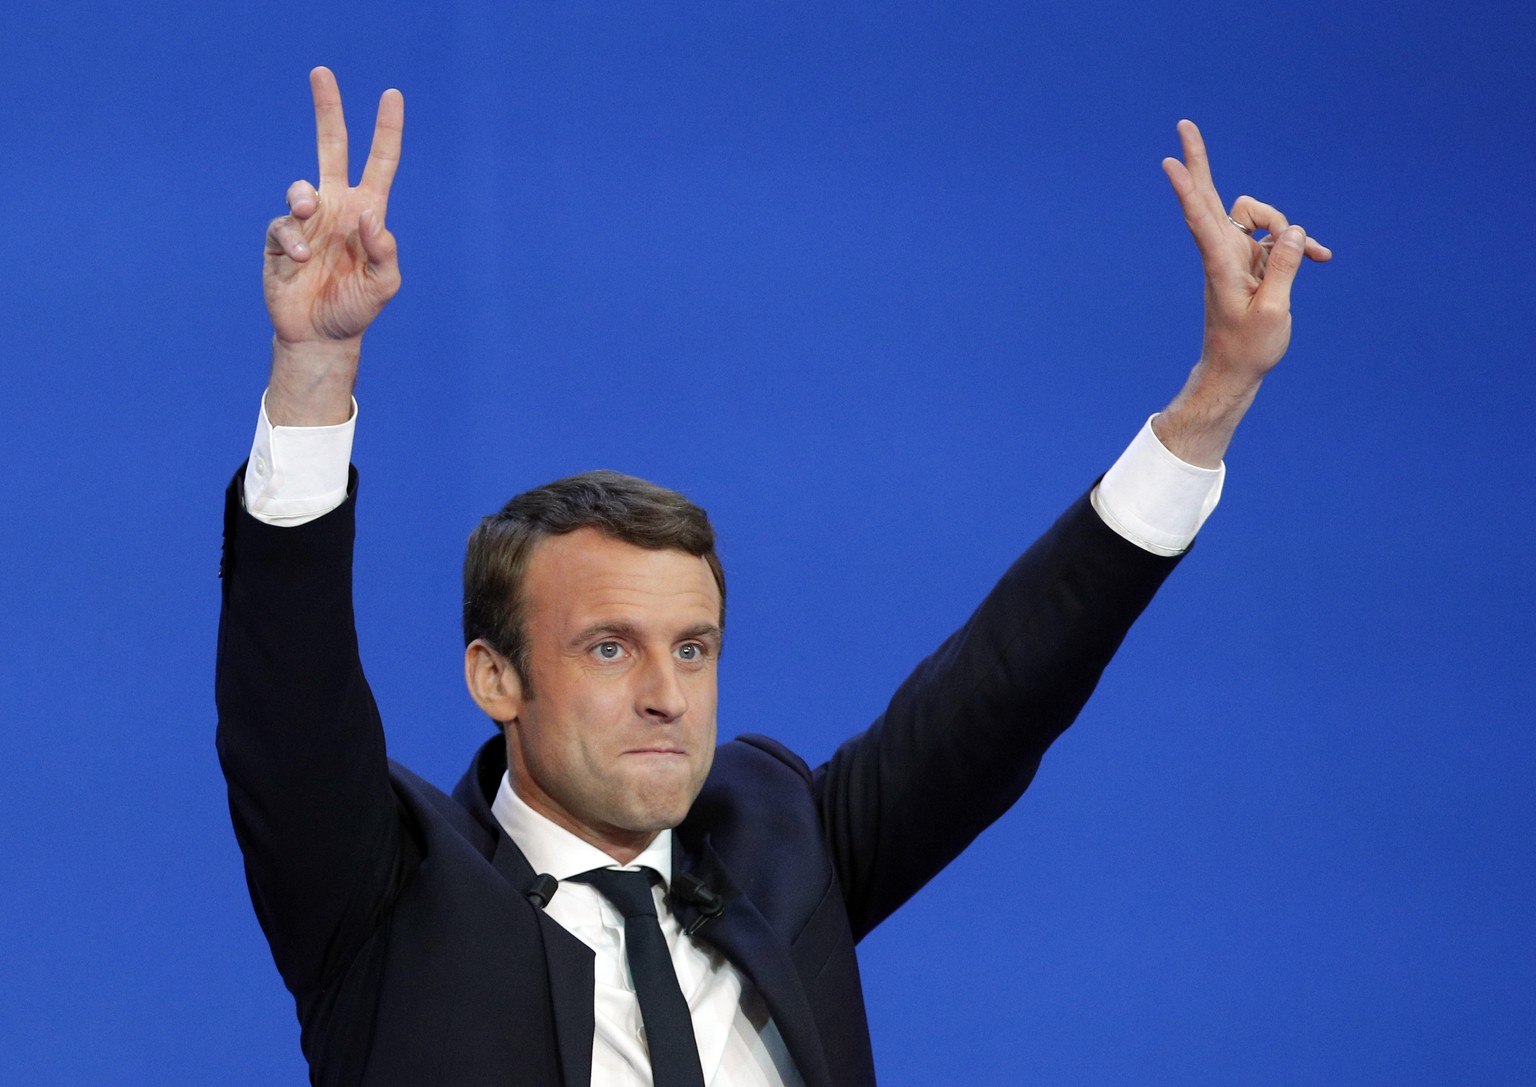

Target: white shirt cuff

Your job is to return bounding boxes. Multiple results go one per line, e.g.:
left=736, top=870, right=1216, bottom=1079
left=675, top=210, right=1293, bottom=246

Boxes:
left=1091, top=414, right=1224, bottom=556
left=242, top=392, right=357, bottom=527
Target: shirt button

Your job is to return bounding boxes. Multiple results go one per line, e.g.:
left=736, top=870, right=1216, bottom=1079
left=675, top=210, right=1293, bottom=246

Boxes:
left=253, top=456, right=269, bottom=477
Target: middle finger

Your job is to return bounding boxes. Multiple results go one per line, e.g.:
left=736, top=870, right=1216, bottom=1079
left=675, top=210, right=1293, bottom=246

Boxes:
left=359, top=88, right=405, bottom=208
left=310, top=66, right=350, bottom=190
left=1229, top=195, right=1290, bottom=239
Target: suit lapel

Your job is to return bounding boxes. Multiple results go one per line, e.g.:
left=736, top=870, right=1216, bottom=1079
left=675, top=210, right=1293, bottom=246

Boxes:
left=539, top=911, right=596, bottom=1087
left=674, top=840, right=834, bottom=1087
left=492, top=831, right=596, bottom=1087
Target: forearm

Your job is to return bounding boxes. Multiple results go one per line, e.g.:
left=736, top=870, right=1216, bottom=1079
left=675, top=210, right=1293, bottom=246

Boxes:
left=817, top=489, right=1183, bottom=938
left=243, top=385, right=356, bottom=526
left=1094, top=416, right=1224, bottom=556
left=1151, top=360, right=1264, bottom=469
left=264, top=336, right=362, bottom=427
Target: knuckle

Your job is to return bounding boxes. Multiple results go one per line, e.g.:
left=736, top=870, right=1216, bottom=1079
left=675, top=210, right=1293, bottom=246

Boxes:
left=1270, top=243, right=1301, bottom=269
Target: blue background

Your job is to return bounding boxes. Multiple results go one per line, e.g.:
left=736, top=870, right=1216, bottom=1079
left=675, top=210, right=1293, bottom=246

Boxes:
left=2, top=1, right=1532, bottom=1083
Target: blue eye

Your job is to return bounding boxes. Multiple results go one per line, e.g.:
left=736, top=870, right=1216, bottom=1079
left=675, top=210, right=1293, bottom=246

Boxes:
left=676, top=643, right=702, bottom=662
left=593, top=642, right=622, bottom=660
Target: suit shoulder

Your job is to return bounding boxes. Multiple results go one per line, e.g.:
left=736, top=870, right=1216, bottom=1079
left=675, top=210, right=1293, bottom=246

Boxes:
left=717, top=733, right=815, bottom=781
left=683, top=734, right=822, bottom=854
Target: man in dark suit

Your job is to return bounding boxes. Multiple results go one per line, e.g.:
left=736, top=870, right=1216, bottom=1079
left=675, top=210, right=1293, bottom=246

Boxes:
left=220, top=68, right=1329, bottom=1086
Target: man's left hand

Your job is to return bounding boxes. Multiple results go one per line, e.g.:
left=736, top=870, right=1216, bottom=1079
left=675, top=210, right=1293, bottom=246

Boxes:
left=1154, top=120, right=1332, bottom=467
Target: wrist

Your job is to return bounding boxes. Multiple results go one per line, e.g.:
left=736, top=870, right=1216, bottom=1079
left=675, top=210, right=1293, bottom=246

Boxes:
left=1153, top=360, right=1262, bottom=469
left=266, top=335, right=362, bottom=426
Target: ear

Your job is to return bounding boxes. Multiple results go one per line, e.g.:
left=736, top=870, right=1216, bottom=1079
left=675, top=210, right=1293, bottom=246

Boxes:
left=464, top=638, right=524, bottom=724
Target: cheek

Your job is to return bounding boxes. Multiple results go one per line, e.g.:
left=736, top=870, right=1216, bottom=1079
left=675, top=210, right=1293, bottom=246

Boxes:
left=688, top=690, right=718, bottom=774
left=563, top=688, right=640, bottom=769
left=521, top=688, right=615, bottom=773
left=692, top=681, right=719, bottom=733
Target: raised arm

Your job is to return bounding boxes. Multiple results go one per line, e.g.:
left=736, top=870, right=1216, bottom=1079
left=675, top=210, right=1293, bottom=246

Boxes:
left=816, top=125, right=1332, bottom=933
left=218, top=69, right=410, bottom=998
left=1154, top=120, right=1331, bottom=467
left=262, top=67, right=403, bottom=426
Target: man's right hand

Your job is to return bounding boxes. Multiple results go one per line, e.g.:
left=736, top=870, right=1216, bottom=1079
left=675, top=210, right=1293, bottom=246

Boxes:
left=262, top=67, right=403, bottom=426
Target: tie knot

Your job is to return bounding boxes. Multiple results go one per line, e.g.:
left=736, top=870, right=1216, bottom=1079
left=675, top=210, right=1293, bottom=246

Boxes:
left=572, top=867, right=660, bottom=920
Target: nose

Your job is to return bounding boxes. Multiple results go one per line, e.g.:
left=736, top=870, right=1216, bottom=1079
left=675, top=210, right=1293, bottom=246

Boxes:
left=637, top=656, right=688, bottom=723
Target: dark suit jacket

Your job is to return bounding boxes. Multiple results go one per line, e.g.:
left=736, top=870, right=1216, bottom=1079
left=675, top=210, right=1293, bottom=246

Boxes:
left=216, top=470, right=1180, bottom=1086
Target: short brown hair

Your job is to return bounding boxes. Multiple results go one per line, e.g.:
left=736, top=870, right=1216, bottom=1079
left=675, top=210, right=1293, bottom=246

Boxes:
left=463, top=470, right=725, bottom=695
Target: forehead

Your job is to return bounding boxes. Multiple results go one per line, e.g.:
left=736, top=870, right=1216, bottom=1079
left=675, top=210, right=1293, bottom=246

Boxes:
left=522, top=527, right=721, bottom=630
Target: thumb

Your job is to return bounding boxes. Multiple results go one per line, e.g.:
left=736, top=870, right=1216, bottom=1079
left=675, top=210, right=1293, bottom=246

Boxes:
left=358, top=209, right=398, bottom=268
left=1256, top=225, right=1307, bottom=311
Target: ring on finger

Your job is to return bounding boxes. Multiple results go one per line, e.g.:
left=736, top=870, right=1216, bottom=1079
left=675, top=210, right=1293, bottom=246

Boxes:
left=1226, top=215, right=1254, bottom=236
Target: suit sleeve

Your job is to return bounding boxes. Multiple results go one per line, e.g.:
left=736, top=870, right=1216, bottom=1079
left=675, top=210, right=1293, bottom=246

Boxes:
left=813, top=488, right=1184, bottom=940
left=215, top=466, right=416, bottom=995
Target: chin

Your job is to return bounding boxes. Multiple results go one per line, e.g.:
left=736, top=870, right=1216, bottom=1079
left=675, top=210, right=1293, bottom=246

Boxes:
left=617, top=785, right=699, bottom=835
left=632, top=799, right=694, bottom=834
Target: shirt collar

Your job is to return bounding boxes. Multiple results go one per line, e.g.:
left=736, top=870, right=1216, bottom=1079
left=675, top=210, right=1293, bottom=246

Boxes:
left=491, top=771, right=673, bottom=882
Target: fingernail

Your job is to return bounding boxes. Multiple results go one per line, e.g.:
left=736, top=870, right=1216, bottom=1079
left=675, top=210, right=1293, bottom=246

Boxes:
left=1284, top=225, right=1305, bottom=245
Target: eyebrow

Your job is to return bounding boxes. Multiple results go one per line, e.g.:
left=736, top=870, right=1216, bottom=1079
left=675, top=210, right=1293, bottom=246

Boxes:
left=568, top=621, right=723, bottom=648
left=677, top=623, right=724, bottom=646
left=569, top=621, right=642, bottom=649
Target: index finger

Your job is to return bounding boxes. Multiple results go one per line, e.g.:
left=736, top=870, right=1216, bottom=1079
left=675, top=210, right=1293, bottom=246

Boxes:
left=1162, top=156, right=1227, bottom=266
left=310, top=66, right=349, bottom=189
left=1174, top=119, right=1224, bottom=215
left=359, top=88, right=404, bottom=207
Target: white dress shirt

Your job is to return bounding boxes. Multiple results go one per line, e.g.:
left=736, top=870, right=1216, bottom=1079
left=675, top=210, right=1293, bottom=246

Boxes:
left=492, top=778, right=805, bottom=1087
left=239, top=393, right=1224, bottom=1084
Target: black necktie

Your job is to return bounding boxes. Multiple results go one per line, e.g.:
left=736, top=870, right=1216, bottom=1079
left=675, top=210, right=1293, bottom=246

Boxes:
left=572, top=867, right=706, bottom=1087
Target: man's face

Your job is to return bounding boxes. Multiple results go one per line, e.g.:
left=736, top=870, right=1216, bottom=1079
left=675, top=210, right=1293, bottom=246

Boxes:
left=504, top=527, right=722, bottom=861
